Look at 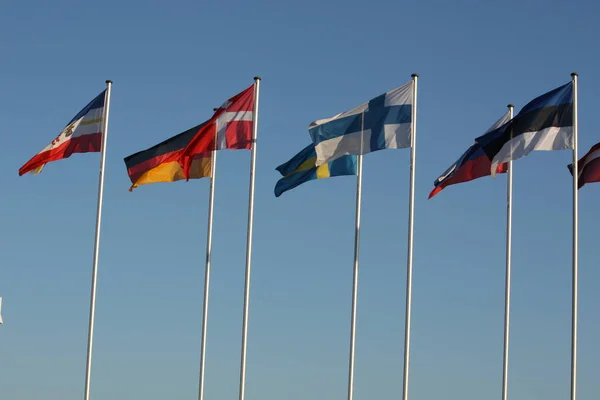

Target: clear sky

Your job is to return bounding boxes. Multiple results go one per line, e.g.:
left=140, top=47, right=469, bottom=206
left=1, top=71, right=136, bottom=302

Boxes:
left=1, top=0, right=599, bottom=399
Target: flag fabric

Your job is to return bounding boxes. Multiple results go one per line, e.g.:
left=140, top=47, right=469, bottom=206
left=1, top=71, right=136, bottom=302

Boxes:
left=274, top=143, right=357, bottom=197
left=308, top=81, right=413, bottom=166
left=0, top=297, right=3, bottom=325
left=475, top=81, right=573, bottom=176
left=178, top=84, right=254, bottom=179
left=429, top=111, right=511, bottom=198
left=19, top=90, right=107, bottom=176
left=124, top=122, right=212, bottom=191
left=568, top=142, right=600, bottom=189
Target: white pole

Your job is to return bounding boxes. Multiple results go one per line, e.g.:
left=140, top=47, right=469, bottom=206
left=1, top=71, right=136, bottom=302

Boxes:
left=83, top=79, right=112, bottom=400
left=501, top=104, right=514, bottom=400
left=570, top=72, right=579, bottom=400
left=198, top=115, right=219, bottom=400
left=346, top=112, right=365, bottom=400
left=238, top=76, right=261, bottom=400
left=401, top=73, right=418, bottom=400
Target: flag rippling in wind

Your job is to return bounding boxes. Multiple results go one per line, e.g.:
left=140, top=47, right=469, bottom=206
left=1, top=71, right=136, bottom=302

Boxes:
left=274, top=143, right=357, bottom=197
left=19, top=90, right=106, bottom=175
left=308, top=81, right=413, bottom=166
left=124, top=122, right=212, bottom=191
left=429, top=111, right=511, bottom=198
left=476, top=81, right=573, bottom=176
left=178, top=84, right=254, bottom=179
left=568, top=142, right=600, bottom=189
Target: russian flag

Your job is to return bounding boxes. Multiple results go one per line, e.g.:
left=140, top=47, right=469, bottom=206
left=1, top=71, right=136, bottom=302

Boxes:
left=429, top=142, right=507, bottom=198
left=19, top=89, right=107, bottom=176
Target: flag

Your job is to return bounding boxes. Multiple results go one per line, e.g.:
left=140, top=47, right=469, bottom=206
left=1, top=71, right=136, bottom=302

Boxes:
left=124, top=122, right=212, bottom=191
left=274, top=143, right=357, bottom=197
left=429, top=111, right=511, bottom=198
left=476, top=81, right=573, bottom=176
left=308, top=81, right=413, bottom=166
left=0, top=297, right=3, bottom=325
left=568, top=142, right=600, bottom=189
left=19, top=90, right=107, bottom=176
left=179, top=84, right=254, bottom=179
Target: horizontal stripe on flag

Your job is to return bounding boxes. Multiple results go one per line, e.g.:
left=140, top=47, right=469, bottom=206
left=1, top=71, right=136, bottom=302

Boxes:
left=274, top=143, right=356, bottom=197
left=309, top=81, right=412, bottom=166
left=129, top=156, right=211, bottom=191
left=568, top=142, right=600, bottom=189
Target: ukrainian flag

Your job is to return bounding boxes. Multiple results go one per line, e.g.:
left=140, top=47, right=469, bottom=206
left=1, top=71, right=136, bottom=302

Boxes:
left=274, top=143, right=357, bottom=197
left=124, top=122, right=212, bottom=191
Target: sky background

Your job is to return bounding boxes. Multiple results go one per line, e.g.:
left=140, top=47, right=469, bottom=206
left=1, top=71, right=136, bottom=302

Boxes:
left=1, top=0, right=599, bottom=399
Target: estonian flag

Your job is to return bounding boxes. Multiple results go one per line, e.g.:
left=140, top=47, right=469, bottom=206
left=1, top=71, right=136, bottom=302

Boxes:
left=475, top=81, right=573, bottom=176
left=274, top=143, right=357, bottom=197
left=124, top=123, right=212, bottom=191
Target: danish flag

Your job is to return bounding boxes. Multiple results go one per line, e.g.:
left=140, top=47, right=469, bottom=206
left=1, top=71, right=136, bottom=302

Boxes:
left=178, top=84, right=255, bottom=179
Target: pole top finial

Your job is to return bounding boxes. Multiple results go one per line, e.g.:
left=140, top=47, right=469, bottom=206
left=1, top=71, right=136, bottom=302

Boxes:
left=106, top=80, right=113, bottom=84
left=571, top=72, right=579, bottom=78
left=254, top=76, right=261, bottom=81
left=411, top=73, right=419, bottom=78
left=507, top=104, right=514, bottom=109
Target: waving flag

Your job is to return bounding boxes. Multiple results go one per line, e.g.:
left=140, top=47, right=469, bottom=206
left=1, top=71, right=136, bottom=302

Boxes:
left=275, top=143, right=357, bottom=197
left=19, top=90, right=107, bottom=175
left=124, top=122, right=212, bottom=191
left=476, top=81, right=573, bottom=176
left=568, top=142, right=600, bottom=189
left=429, top=111, right=511, bottom=198
left=178, top=84, right=254, bottom=179
left=308, top=80, right=413, bottom=166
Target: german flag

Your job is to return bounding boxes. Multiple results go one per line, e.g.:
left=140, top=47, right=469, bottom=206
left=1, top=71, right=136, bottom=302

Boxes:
left=124, top=122, right=212, bottom=191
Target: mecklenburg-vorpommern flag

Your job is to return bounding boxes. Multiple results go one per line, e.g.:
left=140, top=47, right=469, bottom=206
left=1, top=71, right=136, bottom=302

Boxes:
left=476, top=81, right=573, bottom=176
left=429, top=111, right=511, bottom=198
left=308, top=80, right=413, bottom=166
left=124, top=123, right=212, bottom=191
left=568, top=142, right=600, bottom=189
left=274, top=143, right=357, bottom=197
left=19, top=90, right=107, bottom=175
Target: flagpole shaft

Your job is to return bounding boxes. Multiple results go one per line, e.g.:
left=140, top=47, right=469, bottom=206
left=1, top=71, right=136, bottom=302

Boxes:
left=346, top=115, right=364, bottom=400
left=198, top=145, right=217, bottom=400
left=402, top=73, right=418, bottom=400
left=501, top=104, right=514, bottom=400
left=570, top=72, right=579, bottom=400
left=83, top=80, right=112, bottom=400
left=238, top=77, right=261, bottom=400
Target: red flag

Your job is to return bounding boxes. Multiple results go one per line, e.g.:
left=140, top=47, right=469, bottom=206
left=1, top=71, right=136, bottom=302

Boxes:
left=178, top=84, right=254, bottom=179
left=568, top=142, right=600, bottom=189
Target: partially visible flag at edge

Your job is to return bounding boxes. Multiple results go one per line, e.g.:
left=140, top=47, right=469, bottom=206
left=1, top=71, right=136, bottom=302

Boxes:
left=475, top=81, right=573, bottom=176
left=178, top=84, right=254, bottom=179
left=308, top=80, right=413, bottom=166
left=568, top=142, right=600, bottom=189
left=274, top=143, right=357, bottom=197
left=429, top=111, right=511, bottom=198
left=19, top=89, right=107, bottom=176
left=124, top=122, right=212, bottom=191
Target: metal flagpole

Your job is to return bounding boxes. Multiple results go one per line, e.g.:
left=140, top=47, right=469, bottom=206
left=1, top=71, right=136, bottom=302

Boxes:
left=83, top=79, right=112, bottom=400
left=401, top=73, right=418, bottom=400
left=197, top=110, right=219, bottom=400
left=346, top=113, right=365, bottom=400
left=501, top=104, right=514, bottom=400
left=570, top=71, right=579, bottom=400
left=238, top=76, right=261, bottom=400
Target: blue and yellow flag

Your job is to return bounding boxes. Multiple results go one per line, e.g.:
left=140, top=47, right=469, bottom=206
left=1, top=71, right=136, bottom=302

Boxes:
left=274, top=143, right=357, bottom=197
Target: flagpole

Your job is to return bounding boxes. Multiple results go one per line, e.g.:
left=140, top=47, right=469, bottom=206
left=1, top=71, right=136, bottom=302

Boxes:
left=570, top=71, right=579, bottom=400
left=198, top=110, right=219, bottom=400
left=402, top=73, right=418, bottom=400
left=238, top=76, right=261, bottom=400
left=501, top=104, right=514, bottom=400
left=346, top=113, right=364, bottom=400
left=83, top=79, right=112, bottom=400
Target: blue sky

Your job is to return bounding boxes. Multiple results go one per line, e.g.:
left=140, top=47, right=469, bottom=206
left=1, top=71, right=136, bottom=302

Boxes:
left=1, top=0, right=600, bottom=399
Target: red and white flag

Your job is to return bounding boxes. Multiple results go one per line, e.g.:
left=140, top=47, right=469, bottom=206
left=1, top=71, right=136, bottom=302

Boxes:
left=568, top=142, right=600, bottom=189
left=178, top=84, right=254, bottom=179
left=19, top=90, right=107, bottom=176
